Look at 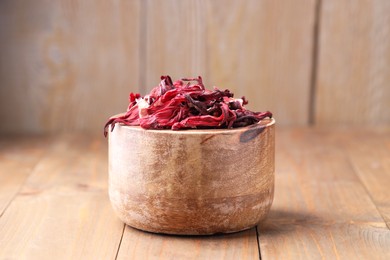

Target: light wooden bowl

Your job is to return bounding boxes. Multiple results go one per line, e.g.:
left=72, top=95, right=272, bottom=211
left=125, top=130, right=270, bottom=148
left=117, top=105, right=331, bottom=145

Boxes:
left=108, top=118, right=275, bottom=235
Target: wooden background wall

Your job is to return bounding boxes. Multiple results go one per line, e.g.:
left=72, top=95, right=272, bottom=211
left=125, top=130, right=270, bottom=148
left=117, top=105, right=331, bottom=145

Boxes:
left=0, top=0, right=389, bottom=134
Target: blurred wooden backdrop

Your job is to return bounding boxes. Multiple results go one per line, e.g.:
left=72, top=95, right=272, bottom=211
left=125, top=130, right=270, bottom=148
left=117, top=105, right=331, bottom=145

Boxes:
left=0, top=0, right=389, bottom=134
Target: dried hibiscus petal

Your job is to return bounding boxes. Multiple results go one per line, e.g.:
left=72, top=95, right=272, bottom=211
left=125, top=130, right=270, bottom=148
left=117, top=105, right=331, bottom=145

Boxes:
left=104, top=76, right=272, bottom=136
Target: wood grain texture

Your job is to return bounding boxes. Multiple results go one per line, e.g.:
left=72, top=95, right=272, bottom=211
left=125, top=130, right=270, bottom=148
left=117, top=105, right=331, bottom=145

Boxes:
left=258, top=128, right=390, bottom=259
left=108, top=119, right=275, bottom=235
left=143, top=0, right=207, bottom=92
left=144, top=0, right=315, bottom=126
left=0, top=0, right=317, bottom=133
left=0, top=129, right=389, bottom=259
left=2, top=0, right=390, bottom=135
left=341, top=128, right=390, bottom=228
left=117, top=226, right=259, bottom=260
left=315, top=0, right=390, bottom=125
left=260, top=222, right=390, bottom=259
left=0, top=136, right=49, bottom=215
left=0, top=135, right=124, bottom=259
left=0, top=0, right=141, bottom=134
left=205, top=0, right=316, bottom=125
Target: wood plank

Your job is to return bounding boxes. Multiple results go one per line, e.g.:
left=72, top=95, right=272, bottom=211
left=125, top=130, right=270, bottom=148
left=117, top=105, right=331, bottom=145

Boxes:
left=205, top=0, right=315, bottom=125
left=0, top=135, right=124, bottom=259
left=258, top=128, right=390, bottom=259
left=340, top=128, right=390, bottom=228
left=144, top=0, right=315, bottom=126
left=260, top=221, right=390, bottom=259
left=0, top=0, right=141, bottom=134
left=117, top=226, right=259, bottom=259
left=1, top=129, right=388, bottom=258
left=0, top=136, right=50, bottom=215
left=143, top=0, right=207, bottom=92
left=315, top=0, right=390, bottom=125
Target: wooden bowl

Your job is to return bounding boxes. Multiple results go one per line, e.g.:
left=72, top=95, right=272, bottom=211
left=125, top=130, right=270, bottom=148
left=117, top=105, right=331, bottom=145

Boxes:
left=108, top=118, right=275, bottom=235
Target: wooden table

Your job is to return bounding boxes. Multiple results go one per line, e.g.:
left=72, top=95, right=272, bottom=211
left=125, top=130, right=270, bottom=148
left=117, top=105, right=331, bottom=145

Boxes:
left=1, top=127, right=389, bottom=259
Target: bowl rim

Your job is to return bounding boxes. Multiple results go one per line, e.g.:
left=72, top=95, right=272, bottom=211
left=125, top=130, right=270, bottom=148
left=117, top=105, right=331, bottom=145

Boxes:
left=111, top=117, right=275, bottom=135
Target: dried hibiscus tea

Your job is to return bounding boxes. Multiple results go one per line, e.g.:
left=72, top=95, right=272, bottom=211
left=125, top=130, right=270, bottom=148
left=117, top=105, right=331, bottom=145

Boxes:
left=104, top=76, right=272, bottom=136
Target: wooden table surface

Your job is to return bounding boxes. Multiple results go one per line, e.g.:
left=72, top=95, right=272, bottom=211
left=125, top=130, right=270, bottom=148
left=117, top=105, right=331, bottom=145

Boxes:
left=1, top=127, right=389, bottom=259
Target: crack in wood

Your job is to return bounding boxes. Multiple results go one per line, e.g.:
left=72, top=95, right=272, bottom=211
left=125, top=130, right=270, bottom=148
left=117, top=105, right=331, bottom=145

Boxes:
left=115, top=224, right=126, bottom=260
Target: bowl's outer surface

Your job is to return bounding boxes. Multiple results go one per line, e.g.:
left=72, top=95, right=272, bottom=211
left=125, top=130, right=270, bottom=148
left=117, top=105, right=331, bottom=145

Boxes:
left=108, top=119, right=275, bottom=235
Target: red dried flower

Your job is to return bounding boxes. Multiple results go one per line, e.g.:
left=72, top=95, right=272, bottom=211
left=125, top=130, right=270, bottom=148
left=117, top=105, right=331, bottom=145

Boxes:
left=104, top=76, right=272, bottom=136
